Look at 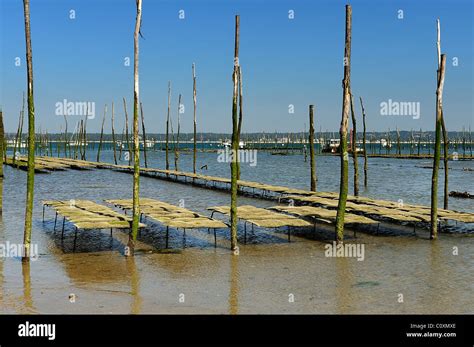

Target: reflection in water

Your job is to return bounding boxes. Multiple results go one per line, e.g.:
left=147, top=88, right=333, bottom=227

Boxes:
left=60, top=253, right=130, bottom=286
left=125, top=256, right=142, bottom=314
left=228, top=254, right=239, bottom=314
left=335, top=256, right=353, bottom=314
left=425, top=240, right=450, bottom=313
left=22, top=260, right=35, bottom=313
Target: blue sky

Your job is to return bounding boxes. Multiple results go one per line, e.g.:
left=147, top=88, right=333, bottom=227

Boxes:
left=1, top=0, right=472, bottom=133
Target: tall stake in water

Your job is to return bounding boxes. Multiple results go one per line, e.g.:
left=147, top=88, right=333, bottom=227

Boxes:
left=192, top=63, right=197, bottom=174
left=360, top=97, right=368, bottom=187
left=437, top=19, right=449, bottom=210
left=335, top=5, right=352, bottom=243
left=309, top=105, right=316, bottom=191
left=236, top=66, right=243, bottom=180
left=22, top=0, right=35, bottom=261
left=111, top=102, right=117, bottom=164
left=140, top=102, right=148, bottom=168
left=123, top=97, right=132, bottom=166
left=230, top=14, right=240, bottom=253
left=129, top=0, right=142, bottom=254
left=175, top=94, right=181, bottom=171
left=430, top=54, right=447, bottom=240
left=166, top=81, right=171, bottom=173
left=396, top=127, right=401, bottom=155
left=350, top=92, right=359, bottom=196
left=96, top=104, right=107, bottom=162
left=13, top=93, right=25, bottom=164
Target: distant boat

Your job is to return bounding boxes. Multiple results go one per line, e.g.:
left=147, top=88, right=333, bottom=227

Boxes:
left=221, top=140, right=245, bottom=149
left=6, top=140, right=27, bottom=148
left=116, top=138, right=154, bottom=149
left=322, top=139, right=340, bottom=153
left=380, top=138, right=391, bottom=148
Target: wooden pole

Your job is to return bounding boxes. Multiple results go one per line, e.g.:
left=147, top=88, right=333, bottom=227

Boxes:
left=140, top=102, right=148, bottom=168
left=47, top=130, right=52, bottom=156
left=192, top=63, right=197, bottom=174
left=309, top=105, right=316, bottom=191
left=418, top=128, right=422, bottom=156
left=123, top=97, right=131, bottom=166
left=73, top=121, right=79, bottom=159
left=396, top=127, right=401, bottom=155
left=13, top=93, right=25, bottom=164
left=82, top=107, right=88, bottom=160
left=19, top=92, right=25, bottom=156
left=430, top=54, right=446, bottom=240
left=350, top=92, right=359, bottom=196
left=64, top=115, right=68, bottom=158
left=335, top=5, right=352, bottom=243
left=111, top=102, right=117, bottom=165
left=360, top=97, right=368, bottom=187
left=129, top=0, right=142, bottom=254
left=22, top=0, right=35, bottom=261
left=119, top=124, right=125, bottom=160
left=230, top=14, right=240, bottom=253
left=236, top=66, right=243, bottom=180
left=96, top=104, right=107, bottom=162
left=166, top=81, right=171, bottom=172
left=437, top=19, right=449, bottom=210
left=13, top=109, right=21, bottom=164
left=174, top=94, right=181, bottom=171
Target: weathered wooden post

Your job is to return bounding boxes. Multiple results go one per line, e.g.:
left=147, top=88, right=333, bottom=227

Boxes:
left=430, top=54, right=446, bottom=240
left=174, top=94, right=181, bottom=171
left=166, top=81, right=171, bottom=173
left=309, top=105, right=316, bottom=191
left=360, top=97, right=368, bottom=187
left=396, top=127, right=401, bottom=155
left=129, top=0, right=142, bottom=255
left=335, top=4, right=352, bottom=243
left=111, top=102, right=118, bottom=164
left=123, top=97, right=132, bottom=166
left=82, top=111, right=88, bottom=160
left=140, top=102, right=148, bottom=168
left=119, top=125, right=124, bottom=160
left=96, top=104, right=107, bottom=162
left=437, top=19, right=449, bottom=210
left=417, top=128, right=422, bottom=156
left=230, top=14, right=240, bottom=254
left=192, top=64, right=197, bottom=174
left=22, top=0, right=35, bottom=261
left=13, top=95, right=25, bottom=164
left=350, top=92, right=359, bottom=196
left=236, top=66, right=243, bottom=180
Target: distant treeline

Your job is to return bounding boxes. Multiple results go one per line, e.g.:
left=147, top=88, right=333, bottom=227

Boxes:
left=4, top=130, right=473, bottom=142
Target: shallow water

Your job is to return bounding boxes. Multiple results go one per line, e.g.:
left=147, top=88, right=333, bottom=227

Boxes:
left=0, top=150, right=473, bottom=313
